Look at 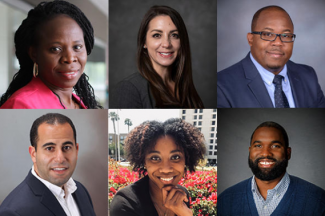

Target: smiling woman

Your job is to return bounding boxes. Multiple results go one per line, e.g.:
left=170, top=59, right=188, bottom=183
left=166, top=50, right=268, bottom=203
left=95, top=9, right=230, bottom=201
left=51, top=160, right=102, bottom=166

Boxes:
left=0, top=1, right=102, bottom=109
left=109, top=118, right=206, bottom=216
left=110, top=6, right=204, bottom=108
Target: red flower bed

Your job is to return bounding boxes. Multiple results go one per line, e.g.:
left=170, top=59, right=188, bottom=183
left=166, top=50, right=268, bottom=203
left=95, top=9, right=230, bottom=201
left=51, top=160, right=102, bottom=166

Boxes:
left=108, top=159, right=217, bottom=215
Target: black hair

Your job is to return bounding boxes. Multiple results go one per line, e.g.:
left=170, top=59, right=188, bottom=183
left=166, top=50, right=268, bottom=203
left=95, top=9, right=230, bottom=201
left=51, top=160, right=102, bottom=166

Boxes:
left=251, top=5, right=294, bottom=32
left=250, top=121, right=289, bottom=148
left=124, top=118, right=206, bottom=175
left=30, top=113, right=76, bottom=150
left=0, top=0, right=102, bottom=109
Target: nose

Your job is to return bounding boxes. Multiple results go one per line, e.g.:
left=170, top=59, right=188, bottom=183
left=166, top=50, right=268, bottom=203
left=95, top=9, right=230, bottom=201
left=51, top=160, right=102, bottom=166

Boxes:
left=161, top=35, right=172, bottom=48
left=272, top=34, right=283, bottom=45
left=260, top=146, right=273, bottom=157
left=54, top=149, right=65, bottom=163
left=61, top=48, right=77, bottom=64
left=159, top=159, right=173, bottom=173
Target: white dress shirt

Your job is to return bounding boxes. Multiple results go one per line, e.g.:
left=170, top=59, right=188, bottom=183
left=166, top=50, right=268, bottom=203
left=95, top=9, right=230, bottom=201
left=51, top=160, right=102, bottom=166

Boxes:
left=32, top=166, right=81, bottom=216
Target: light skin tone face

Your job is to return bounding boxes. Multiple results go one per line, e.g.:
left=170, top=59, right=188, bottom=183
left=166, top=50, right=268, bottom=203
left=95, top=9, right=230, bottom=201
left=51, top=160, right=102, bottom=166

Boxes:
left=145, top=135, right=192, bottom=216
left=29, top=122, right=79, bottom=188
left=144, top=15, right=180, bottom=82
left=249, top=127, right=291, bottom=198
left=29, top=15, right=87, bottom=108
left=247, top=8, right=294, bottom=75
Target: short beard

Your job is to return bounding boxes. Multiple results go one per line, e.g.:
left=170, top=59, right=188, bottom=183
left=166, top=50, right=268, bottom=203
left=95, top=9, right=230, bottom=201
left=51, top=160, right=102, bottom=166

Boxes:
left=248, top=156, right=288, bottom=181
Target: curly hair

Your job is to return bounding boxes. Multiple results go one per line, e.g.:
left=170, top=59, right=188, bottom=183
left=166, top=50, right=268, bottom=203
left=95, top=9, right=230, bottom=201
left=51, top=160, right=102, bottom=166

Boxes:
left=124, top=118, right=206, bottom=175
left=0, top=0, right=102, bottom=109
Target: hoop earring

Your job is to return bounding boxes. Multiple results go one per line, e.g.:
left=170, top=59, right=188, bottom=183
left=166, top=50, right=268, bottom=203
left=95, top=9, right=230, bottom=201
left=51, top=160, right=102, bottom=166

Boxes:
left=33, top=63, right=38, bottom=78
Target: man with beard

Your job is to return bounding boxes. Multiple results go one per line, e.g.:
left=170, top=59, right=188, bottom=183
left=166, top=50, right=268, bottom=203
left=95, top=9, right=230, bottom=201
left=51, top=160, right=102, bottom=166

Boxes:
left=0, top=113, right=96, bottom=216
left=217, top=5, right=325, bottom=108
left=217, top=121, right=325, bottom=216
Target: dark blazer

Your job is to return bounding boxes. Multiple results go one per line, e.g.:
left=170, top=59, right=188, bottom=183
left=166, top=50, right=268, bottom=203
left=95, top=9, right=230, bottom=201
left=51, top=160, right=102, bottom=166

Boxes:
left=110, top=73, right=155, bottom=108
left=217, top=53, right=325, bottom=108
left=110, top=175, right=190, bottom=216
left=0, top=171, right=96, bottom=216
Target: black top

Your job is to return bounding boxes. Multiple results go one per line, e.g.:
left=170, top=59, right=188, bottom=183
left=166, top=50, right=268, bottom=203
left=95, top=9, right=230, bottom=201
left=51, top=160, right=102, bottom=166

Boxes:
left=109, top=175, right=190, bottom=216
left=110, top=73, right=155, bottom=108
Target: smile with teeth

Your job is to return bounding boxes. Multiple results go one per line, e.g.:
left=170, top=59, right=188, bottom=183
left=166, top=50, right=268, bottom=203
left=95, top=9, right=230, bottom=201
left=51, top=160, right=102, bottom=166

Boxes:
left=52, top=168, right=67, bottom=170
left=160, top=177, right=174, bottom=181
left=259, top=161, right=274, bottom=165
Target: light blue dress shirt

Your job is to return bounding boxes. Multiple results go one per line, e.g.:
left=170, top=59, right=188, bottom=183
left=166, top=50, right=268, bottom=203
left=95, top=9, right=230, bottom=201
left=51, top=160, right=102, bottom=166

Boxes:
left=250, top=53, right=296, bottom=108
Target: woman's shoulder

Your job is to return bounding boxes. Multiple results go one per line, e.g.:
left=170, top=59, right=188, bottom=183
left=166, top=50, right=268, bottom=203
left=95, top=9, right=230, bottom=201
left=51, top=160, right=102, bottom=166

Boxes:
left=117, top=72, right=148, bottom=89
left=0, top=78, right=62, bottom=109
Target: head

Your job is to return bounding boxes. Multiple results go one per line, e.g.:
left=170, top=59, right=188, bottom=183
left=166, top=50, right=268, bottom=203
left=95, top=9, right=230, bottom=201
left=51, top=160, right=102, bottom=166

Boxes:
left=29, top=113, right=78, bottom=187
left=125, top=118, right=206, bottom=189
left=247, top=6, right=294, bottom=74
left=137, top=6, right=203, bottom=108
left=249, top=121, right=291, bottom=181
left=0, top=0, right=102, bottom=108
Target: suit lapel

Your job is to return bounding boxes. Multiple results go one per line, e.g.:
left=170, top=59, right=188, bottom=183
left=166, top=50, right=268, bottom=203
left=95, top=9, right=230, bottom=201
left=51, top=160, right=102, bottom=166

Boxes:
left=242, top=54, right=274, bottom=108
left=287, top=62, right=303, bottom=108
left=26, top=171, right=67, bottom=216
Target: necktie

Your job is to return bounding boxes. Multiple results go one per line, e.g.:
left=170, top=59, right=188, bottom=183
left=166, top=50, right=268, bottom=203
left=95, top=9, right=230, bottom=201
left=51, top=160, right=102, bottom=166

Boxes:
left=273, top=75, right=289, bottom=108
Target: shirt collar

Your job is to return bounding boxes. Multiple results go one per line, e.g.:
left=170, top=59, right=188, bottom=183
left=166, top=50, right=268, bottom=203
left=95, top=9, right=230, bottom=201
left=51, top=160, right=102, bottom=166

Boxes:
left=250, top=52, right=289, bottom=86
left=251, top=172, right=290, bottom=196
left=31, top=165, right=77, bottom=199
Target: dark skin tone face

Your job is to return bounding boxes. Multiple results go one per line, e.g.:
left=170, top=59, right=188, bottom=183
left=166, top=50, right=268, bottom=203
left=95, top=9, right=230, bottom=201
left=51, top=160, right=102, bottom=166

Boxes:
left=29, top=15, right=87, bottom=109
left=249, top=127, right=291, bottom=199
left=247, top=8, right=294, bottom=75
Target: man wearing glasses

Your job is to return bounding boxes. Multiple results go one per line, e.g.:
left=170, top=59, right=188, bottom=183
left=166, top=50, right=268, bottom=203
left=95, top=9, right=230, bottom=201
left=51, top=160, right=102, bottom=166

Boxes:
left=217, top=5, right=325, bottom=108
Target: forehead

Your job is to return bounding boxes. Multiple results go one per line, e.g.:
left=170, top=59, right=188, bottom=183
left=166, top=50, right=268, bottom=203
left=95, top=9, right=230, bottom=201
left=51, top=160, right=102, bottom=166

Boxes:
left=149, top=135, right=183, bottom=153
left=251, top=127, right=284, bottom=143
left=147, top=15, right=177, bottom=31
left=37, top=122, right=74, bottom=143
left=255, top=9, right=293, bottom=32
left=37, top=14, right=84, bottom=42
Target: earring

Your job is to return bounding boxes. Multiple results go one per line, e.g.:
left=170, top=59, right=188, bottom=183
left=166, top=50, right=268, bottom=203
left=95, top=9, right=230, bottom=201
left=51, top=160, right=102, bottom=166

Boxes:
left=143, top=45, right=146, bottom=49
left=33, top=63, right=38, bottom=78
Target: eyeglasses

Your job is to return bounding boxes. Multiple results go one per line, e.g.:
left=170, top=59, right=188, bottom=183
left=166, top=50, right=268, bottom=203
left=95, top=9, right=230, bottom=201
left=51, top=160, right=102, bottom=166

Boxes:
left=251, top=31, right=296, bottom=42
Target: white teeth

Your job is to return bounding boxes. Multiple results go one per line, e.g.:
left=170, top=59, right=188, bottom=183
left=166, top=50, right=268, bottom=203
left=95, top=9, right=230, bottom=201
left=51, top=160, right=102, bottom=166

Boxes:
left=53, top=168, right=66, bottom=170
left=259, top=161, right=274, bottom=165
left=66, top=72, right=75, bottom=74
left=160, top=177, right=173, bottom=181
left=160, top=52, right=171, bottom=55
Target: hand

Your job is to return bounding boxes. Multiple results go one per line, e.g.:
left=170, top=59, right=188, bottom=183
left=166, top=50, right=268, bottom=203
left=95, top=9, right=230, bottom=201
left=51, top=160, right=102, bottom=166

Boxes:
left=162, top=186, right=193, bottom=216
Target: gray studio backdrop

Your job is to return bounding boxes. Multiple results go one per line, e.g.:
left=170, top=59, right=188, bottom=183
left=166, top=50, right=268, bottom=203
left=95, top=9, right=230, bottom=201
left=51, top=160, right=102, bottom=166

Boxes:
left=217, top=109, right=325, bottom=194
left=0, top=110, right=108, bottom=216
left=109, top=0, right=217, bottom=108
left=217, top=0, right=325, bottom=92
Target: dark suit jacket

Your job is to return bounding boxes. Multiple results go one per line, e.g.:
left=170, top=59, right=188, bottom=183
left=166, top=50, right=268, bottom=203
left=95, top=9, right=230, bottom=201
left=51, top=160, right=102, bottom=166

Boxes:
left=110, top=73, right=155, bottom=108
left=217, top=53, right=325, bottom=108
left=0, top=171, right=96, bottom=216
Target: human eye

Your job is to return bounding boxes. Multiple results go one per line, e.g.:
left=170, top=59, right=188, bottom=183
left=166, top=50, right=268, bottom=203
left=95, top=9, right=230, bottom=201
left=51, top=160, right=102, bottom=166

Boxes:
left=45, top=146, right=54, bottom=151
left=50, top=47, right=61, bottom=52
left=253, top=144, right=262, bottom=148
left=152, top=33, right=161, bottom=38
left=171, top=33, right=179, bottom=39
left=63, top=146, right=72, bottom=151
left=262, top=32, right=273, bottom=38
left=171, top=154, right=181, bottom=160
left=271, top=144, right=281, bottom=149
left=74, top=45, right=83, bottom=50
left=150, top=155, right=161, bottom=161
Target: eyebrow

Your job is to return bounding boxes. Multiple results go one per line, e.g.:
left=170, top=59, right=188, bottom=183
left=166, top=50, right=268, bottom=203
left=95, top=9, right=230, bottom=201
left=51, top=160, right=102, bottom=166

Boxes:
left=42, top=141, right=74, bottom=148
left=262, top=27, right=292, bottom=33
left=251, top=140, right=284, bottom=146
left=148, top=149, right=183, bottom=154
left=150, top=29, right=178, bottom=33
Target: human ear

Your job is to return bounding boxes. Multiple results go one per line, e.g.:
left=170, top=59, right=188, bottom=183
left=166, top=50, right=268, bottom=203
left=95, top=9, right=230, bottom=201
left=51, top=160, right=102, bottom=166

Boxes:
left=286, top=147, right=291, bottom=160
left=247, top=33, right=254, bottom=47
left=28, top=46, right=37, bottom=63
left=29, top=146, right=37, bottom=163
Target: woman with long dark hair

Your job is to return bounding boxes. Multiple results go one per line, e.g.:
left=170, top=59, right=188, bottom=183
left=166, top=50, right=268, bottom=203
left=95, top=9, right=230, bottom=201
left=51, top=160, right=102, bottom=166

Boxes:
left=110, top=5, right=204, bottom=108
left=0, top=0, right=102, bottom=109
left=110, top=118, right=206, bottom=216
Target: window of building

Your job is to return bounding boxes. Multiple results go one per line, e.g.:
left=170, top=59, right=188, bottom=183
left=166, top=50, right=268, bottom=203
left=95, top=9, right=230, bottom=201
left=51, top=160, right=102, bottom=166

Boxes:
left=193, top=122, right=197, bottom=126
left=199, top=109, right=203, bottom=113
left=194, top=109, right=198, bottom=113
left=198, top=127, right=201, bottom=131
left=214, top=145, right=217, bottom=150
left=209, top=151, right=212, bottom=155
left=212, top=121, right=215, bottom=125
left=199, top=115, right=202, bottom=119
left=194, top=115, right=197, bottom=120
left=210, top=133, right=214, bottom=138
left=213, top=109, right=216, bottom=112
left=209, top=145, right=213, bottom=150
left=198, top=121, right=202, bottom=126
left=211, top=127, right=215, bottom=131
left=182, top=110, right=186, bottom=114
left=215, top=139, right=218, bottom=144
left=182, top=116, right=185, bottom=120
left=214, top=152, right=217, bottom=155
left=210, top=139, right=213, bottom=144
left=212, top=114, right=216, bottom=119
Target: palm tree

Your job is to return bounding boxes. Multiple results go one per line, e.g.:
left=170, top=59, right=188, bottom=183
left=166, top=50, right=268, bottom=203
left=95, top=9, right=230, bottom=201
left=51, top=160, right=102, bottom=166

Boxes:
left=124, top=118, right=133, bottom=133
left=109, top=112, right=120, bottom=160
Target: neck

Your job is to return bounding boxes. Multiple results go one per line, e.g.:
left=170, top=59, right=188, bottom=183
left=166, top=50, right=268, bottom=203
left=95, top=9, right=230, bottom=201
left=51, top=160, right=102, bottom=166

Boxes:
left=255, top=172, right=285, bottom=199
left=40, top=77, right=78, bottom=109
left=149, top=179, right=163, bottom=205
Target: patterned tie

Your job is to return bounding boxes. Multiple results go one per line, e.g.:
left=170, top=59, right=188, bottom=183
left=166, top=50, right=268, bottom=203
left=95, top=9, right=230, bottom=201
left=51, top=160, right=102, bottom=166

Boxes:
left=273, top=75, right=290, bottom=108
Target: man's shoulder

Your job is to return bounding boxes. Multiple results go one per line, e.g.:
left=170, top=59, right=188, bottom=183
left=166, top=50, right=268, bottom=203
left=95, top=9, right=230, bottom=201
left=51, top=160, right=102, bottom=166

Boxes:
left=218, top=178, right=251, bottom=200
left=287, top=60, right=316, bottom=74
left=290, top=175, right=325, bottom=195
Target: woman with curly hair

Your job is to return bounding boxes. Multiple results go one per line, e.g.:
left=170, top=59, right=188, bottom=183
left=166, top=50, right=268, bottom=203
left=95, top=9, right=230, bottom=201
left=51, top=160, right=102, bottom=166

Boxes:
left=0, top=0, right=102, bottom=109
left=110, top=118, right=206, bottom=216
left=110, top=5, right=204, bottom=108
